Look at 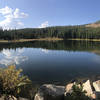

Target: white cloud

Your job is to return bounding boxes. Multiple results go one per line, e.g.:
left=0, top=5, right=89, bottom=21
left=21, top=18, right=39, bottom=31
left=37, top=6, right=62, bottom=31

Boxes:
left=14, top=8, right=28, bottom=18
left=0, top=6, right=12, bottom=15
left=0, top=49, right=28, bottom=66
left=0, top=6, right=28, bottom=29
left=39, top=21, right=49, bottom=28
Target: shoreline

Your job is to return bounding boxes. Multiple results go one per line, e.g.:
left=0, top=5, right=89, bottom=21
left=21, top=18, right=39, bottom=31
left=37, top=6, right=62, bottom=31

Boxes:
left=68, top=38, right=100, bottom=42
left=0, top=38, right=63, bottom=43
left=0, top=38, right=100, bottom=43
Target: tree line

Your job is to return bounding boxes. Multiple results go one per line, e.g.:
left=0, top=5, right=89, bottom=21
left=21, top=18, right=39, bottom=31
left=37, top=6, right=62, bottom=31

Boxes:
left=0, top=25, right=100, bottom=40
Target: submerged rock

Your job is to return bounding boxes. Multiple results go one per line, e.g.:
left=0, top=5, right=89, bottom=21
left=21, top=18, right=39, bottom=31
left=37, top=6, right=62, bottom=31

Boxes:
left=34, top=84, right=65, bottom=100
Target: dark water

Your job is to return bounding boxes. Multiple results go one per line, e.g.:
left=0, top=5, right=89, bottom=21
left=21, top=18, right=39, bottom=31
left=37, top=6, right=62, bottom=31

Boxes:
left=0, top=40, right=100, bottom=85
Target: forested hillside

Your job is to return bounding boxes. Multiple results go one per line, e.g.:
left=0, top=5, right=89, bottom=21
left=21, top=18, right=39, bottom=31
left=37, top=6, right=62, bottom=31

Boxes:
left=0, top=23, right=100, bottom=40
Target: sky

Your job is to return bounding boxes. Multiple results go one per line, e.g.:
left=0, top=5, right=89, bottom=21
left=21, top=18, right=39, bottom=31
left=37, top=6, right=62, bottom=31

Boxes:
left=0, top=0, right=100, bottom=29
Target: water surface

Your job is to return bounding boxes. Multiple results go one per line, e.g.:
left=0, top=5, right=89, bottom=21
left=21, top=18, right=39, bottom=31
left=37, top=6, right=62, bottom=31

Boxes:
left=0, top=40, right=100, bottom=85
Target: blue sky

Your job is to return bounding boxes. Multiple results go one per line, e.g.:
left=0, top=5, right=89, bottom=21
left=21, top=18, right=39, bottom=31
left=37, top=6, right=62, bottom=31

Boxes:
left=0, top=0, right=100, bottom=29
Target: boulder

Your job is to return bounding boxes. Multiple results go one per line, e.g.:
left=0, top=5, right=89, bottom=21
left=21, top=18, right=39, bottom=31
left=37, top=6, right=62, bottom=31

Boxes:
left=65, top=82, right=75, bottom=93
left=34, top=84, right=65, bottom=100
left=93, top=80, right=100, bottom=92
left=93, top=80, right=100, bottom=100
left=82, top=80, right=93, bottom=96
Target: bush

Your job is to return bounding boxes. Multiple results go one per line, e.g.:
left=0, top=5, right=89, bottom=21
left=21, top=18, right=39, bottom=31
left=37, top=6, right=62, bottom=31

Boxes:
left=65, top=84, right=91, bottom=100
left=0, top=65, right=31, bottom=97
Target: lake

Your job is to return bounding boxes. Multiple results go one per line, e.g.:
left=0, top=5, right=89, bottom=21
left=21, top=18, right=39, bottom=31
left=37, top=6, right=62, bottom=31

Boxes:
left=0, top=40, right=100, bottom=85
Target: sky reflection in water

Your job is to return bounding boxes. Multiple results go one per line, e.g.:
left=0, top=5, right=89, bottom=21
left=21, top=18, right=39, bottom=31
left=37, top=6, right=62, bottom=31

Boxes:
left=0, top=48, right=28, bottom=66
left=0, top=41, right=100, bottom=84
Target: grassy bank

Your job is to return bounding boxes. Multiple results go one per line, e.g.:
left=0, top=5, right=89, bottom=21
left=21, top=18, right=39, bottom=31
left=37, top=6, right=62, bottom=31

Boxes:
left=0, top=38, right=100, bottom=43
left=0, top=38, right=63, bottom=43
left=68, top=38, right=100, bottom=42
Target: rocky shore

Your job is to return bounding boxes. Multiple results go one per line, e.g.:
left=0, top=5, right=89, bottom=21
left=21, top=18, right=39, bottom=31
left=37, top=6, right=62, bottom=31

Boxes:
left=0, top=80, right=100, bottom=100
left=34, top=80, right=100, bottom=100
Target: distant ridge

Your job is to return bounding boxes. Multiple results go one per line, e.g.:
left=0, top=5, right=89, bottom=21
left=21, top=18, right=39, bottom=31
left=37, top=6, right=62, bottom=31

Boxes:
left=86, top=20, right=100, bottom=28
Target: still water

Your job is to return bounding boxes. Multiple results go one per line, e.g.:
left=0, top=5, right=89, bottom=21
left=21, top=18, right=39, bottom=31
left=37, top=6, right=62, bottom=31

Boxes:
left=0, top=40, right=100, bottom=85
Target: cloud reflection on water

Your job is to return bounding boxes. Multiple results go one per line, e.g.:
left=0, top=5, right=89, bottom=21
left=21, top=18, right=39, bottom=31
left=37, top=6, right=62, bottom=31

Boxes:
left=41, top=48, right=49, bottom=54
left=0, top=49, right=28, bottom=66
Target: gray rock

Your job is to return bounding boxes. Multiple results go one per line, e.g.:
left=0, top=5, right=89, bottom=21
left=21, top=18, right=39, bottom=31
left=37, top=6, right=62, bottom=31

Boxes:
left=34, top=84, right=65, bottom=100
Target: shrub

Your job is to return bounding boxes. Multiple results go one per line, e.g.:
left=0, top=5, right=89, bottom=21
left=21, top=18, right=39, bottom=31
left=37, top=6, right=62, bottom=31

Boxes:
left=65, top=84, right=91, bottom=100
left=0, top=65, right=31, bottom=97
